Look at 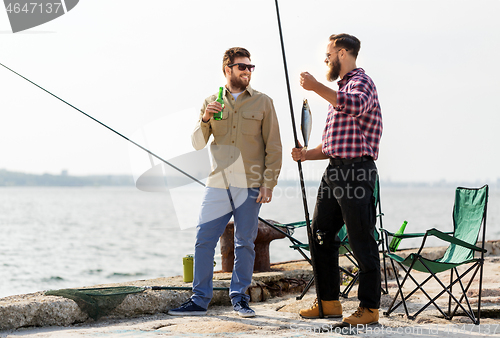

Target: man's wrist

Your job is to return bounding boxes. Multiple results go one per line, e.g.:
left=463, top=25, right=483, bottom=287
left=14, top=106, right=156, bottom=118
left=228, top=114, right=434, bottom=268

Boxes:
left=261, top=183, right=275, bottom=191
left=304, top=148, right=311, bottom=161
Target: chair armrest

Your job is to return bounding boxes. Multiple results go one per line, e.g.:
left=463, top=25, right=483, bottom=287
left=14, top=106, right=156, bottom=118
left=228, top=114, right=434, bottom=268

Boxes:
left=380, top=228, right=453, bottom=239
left=380, top=228, right=427, bottom=238
left=426, top=228, right=487, bottom=253
left=290, top=244, right=310, bottom=251
left=275, top=221, right=307, bottom=228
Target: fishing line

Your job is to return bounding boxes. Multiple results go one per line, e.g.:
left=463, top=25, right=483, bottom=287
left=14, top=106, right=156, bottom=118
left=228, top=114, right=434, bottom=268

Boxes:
left=274, top=0, right=324, bottom=317
left=0, top=61, right=301, bottom=243
left=0, top=61, right=201, bottom=187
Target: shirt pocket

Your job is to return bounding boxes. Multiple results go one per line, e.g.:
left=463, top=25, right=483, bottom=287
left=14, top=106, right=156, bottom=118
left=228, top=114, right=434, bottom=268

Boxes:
left=211, top=110, right=229, bottom=136
left=241, top=111, right=263, bottom=135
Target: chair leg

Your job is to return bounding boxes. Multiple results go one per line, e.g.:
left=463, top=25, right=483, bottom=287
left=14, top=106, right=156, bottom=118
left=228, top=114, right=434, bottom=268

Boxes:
left=449, top=264, right=481, bottom=324
left=296, top=276, right=314, bottom=300
left=450, top=267, right=476, bottom=322
left=344, top=251, right=359, bottom=268
left=406, top=258, right=460, bottom=320
left=381, top=251, right=389, bottom=294
left=448, top=268, right=453, bottom=317
left=336, top=245, right=360, bottom=298
left=378, top=226, right=389, bottom=295
left=295, top=247, right=312, bottom=265
left=340, top=268, right=358, bottom=298
left=295, top=266, right=359, bottom=300
left=291, top=247, right=313, bottom=300
left=397, top=273, right=435, bottom=316
left=477, top=257, right=485, bottom=325
left=384, top=258, right=413, bottom=318
left=412, top=260, right=480, bottom=323
left=385, top=258, right=440, bottom=319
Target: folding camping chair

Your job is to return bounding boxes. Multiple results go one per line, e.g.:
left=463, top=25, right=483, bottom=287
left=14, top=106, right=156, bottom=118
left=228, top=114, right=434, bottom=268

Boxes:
left=382, top=185, right=488, bottom=325
left=273, top=175, right=388, bottom=299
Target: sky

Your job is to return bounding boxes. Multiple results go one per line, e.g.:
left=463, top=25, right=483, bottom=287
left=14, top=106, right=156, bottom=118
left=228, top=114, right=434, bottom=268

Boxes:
left=0, top=0, right=499, bottom=184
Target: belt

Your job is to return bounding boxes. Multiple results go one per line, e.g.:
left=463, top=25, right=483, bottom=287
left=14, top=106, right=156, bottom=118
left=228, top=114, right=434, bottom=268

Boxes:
left=329, top=156, right=373, bottom=166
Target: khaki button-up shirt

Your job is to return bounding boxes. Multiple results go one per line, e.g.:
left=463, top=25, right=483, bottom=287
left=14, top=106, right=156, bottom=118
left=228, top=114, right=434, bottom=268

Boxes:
left=192, top=86, right=282, bottom=190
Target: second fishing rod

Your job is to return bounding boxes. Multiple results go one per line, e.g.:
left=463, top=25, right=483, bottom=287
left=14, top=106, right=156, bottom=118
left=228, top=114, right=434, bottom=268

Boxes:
left=274, top=0, right=324, bottom=317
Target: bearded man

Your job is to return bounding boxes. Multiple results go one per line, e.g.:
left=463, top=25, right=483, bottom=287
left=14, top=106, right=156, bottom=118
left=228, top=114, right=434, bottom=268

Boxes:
left=292, top=34, right=383, bottom=326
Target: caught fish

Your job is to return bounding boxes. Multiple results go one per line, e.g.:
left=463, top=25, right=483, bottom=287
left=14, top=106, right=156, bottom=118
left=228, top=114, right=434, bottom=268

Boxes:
left=300, top=99, right=312, bottom=149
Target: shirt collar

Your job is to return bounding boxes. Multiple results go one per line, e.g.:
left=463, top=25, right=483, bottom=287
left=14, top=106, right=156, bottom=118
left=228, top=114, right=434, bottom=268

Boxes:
left=224, top=85, right=254, bottom=97
left=337, top=68, right=364, bottom=87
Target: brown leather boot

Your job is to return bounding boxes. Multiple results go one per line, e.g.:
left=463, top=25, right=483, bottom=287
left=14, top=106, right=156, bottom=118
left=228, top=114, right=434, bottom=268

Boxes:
left=299, top=299, right=342, bottom=319
left=342, top=306, right=379, bottom=325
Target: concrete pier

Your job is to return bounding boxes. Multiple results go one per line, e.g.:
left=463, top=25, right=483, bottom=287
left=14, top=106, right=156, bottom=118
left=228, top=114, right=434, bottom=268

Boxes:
left=1, top=241, right=499, bottom=337
left=0, top=260, right=314, bottom=331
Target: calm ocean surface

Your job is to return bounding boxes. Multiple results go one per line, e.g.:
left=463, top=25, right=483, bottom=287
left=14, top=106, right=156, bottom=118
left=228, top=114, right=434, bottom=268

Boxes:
left=1, top=184, right=498, bottom=298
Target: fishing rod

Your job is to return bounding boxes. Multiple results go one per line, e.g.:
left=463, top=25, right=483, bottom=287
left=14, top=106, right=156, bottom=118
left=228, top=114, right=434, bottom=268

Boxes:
left=0, top=61, right=300, bottom=244
left=0, top=62, right=202, bottom=186
left=274, top=0, right=324, bottom=317
left=148, top=286, right=228, bottom=291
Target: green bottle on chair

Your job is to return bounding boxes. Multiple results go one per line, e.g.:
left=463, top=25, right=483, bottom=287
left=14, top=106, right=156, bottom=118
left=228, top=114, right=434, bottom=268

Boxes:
left=389, top=220, right=407, bottom=252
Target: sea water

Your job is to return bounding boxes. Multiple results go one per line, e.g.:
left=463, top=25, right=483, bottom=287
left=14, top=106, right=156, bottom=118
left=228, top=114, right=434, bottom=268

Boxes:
left=0, top=184, right=498, bottom=299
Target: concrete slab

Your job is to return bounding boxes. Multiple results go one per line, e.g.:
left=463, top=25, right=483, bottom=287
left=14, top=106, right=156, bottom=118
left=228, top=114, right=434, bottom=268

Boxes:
left=1, top=242, right=499, bottom=337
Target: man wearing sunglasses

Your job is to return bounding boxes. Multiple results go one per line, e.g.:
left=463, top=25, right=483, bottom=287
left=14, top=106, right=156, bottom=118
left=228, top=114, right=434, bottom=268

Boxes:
left=292, top=34, right=383, bottom=326
left=169, top=47, right=282, bottom=318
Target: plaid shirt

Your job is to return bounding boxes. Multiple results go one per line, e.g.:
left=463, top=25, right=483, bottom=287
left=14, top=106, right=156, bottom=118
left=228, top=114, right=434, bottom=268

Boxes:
left=322, top=68, right=382, bottom=160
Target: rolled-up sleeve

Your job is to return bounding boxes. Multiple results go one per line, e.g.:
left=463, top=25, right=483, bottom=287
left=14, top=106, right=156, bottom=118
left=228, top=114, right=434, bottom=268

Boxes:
left=191, top=102, right=212, bottom=150
left=336, top=79, right=376, bottom=118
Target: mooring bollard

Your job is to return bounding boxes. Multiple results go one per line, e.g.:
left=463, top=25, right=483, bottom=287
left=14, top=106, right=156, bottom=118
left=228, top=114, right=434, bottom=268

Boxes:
left=219, top=219, right=286, bottom=272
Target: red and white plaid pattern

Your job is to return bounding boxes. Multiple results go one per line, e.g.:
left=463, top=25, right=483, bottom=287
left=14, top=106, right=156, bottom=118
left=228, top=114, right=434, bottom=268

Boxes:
left=322, top=68, right=382, bottom=160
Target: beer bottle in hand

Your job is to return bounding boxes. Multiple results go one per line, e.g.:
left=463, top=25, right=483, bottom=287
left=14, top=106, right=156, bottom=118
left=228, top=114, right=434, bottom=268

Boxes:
left=214, top=87, right=224, bottom=121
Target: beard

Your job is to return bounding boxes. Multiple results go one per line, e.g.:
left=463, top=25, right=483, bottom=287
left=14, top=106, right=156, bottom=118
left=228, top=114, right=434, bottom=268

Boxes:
left=229, top=71, right=250, bottom=92
left=326, top=55, right=341, bottom=82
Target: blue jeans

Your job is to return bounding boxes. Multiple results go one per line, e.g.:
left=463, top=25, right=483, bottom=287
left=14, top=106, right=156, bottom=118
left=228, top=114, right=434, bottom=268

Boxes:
left=191, top=186, right=261, bottom=309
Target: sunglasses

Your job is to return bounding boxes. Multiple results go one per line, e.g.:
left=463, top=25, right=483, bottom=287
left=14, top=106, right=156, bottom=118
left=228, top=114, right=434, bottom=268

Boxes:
left=228, top=63, right=255, bottom=72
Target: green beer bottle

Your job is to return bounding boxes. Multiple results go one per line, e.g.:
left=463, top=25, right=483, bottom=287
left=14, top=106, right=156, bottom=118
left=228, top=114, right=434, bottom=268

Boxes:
left=389, top=220, right=407, bottom=252
left=213, top=87, right=224, bottom=121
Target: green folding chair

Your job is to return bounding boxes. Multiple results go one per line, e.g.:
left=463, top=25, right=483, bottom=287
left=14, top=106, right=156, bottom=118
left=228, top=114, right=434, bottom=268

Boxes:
left=273, top=175, right=388, bottom=299
left=382, top=185, right=488, bottom=324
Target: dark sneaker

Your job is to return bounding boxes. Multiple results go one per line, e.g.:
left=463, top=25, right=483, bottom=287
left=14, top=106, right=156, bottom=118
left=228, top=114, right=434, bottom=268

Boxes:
left=233, top=300, right=255, bottom=318
left=168, top=299, right=207, bottom=316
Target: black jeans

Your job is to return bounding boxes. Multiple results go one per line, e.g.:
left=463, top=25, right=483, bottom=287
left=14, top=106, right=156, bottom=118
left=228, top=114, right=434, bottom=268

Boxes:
left=311, top=159, right=381, bottom=309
